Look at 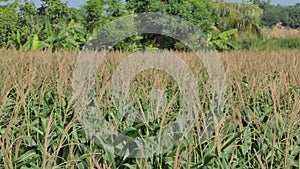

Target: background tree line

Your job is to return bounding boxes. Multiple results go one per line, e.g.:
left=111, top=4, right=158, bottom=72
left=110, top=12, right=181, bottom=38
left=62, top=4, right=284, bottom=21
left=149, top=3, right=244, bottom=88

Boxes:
left=262, top=3, right=300, bottom=29
left=0, top=0, right=299, bottom=51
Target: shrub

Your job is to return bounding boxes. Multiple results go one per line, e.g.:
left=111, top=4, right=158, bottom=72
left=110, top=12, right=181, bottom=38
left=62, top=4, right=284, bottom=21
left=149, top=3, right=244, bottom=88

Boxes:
left=236, top=37, right=300, bottom=50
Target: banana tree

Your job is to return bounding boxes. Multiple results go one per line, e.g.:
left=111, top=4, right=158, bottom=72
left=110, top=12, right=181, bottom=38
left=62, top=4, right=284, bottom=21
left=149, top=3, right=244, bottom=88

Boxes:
left=216, top=2, right=263, bottom=40
left=207, top=28, right=238, bottom=51
left=51, top=19, right=87, bottom=50
left=24, top=33, right=50, bottom=50
left=23, top=19, right=88, bottom=50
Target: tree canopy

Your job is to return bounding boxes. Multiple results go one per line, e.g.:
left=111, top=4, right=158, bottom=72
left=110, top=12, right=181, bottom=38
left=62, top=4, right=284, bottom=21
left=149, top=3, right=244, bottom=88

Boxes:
left=1, top=0, right=298, bottom=51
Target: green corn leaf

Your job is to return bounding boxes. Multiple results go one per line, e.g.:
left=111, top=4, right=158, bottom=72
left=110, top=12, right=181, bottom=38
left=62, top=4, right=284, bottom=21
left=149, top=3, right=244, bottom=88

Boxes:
left=191, top=153, right=217, bottom=168
left=122, top=164, right=137, bottom=169
left=221, top=130, right=243, bottom=151
left=13, top=150, right=38, bottom=164
left=203, top=153, right=217, bottom=166
left=122, top=127, right=137, bottom=135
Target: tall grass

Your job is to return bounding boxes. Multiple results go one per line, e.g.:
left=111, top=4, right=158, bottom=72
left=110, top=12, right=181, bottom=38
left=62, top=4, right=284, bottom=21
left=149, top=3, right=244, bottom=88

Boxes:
left=261, top=23, right=300, bottom=39
left=0, top=49, right=299, bottom=168
left=238, top=37, right=300, bottom=50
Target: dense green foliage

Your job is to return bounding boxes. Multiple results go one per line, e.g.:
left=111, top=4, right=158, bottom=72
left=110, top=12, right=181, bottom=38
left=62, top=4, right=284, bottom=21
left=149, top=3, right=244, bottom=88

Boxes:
left=0, top=0, right=299, bottom=51
left=262, top=3, right=300, bottom=29
left=37, top=0, right=72, bottom=24
left=248, top=0, right=271, bottom=9
left=0, top=0, right=88, bottom=50
left=0, top=0, right=262, bottom=51
left=215, top=2, right=263, bottom=41
left=0, top=0, right=19, bottom=47
left=236, top=37, right=300, bottom=50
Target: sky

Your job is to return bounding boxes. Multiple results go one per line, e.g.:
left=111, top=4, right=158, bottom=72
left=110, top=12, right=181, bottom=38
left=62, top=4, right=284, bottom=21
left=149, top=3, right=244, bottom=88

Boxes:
left=1, top=0, right=299, bottom=8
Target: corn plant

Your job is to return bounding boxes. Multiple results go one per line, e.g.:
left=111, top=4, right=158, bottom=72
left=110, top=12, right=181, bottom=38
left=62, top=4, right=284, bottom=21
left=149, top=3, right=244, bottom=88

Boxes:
left=0, top=50, right=299, bottom=168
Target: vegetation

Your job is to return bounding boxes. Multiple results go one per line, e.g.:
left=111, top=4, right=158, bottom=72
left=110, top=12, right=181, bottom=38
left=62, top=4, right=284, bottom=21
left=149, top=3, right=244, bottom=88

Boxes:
left=0, top=0, right=300, bottom=168
left=262, top=3, right=300, bottom=29
left=0, top=49, right=300, bottom=168
left=1, top=0, right=299, bottom=51
left=235, top=37, right=300, bottom=50
left=0, top=0, right=263, bottom=51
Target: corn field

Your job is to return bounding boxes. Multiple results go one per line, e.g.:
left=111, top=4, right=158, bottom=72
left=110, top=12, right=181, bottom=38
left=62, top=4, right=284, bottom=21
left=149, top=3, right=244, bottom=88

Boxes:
left=0, top=49, right=299, bottom=168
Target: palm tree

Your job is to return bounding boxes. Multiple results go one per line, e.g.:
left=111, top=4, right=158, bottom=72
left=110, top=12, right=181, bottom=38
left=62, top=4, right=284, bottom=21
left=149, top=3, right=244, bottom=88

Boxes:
left=216, top=2, right=263, bottom=37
